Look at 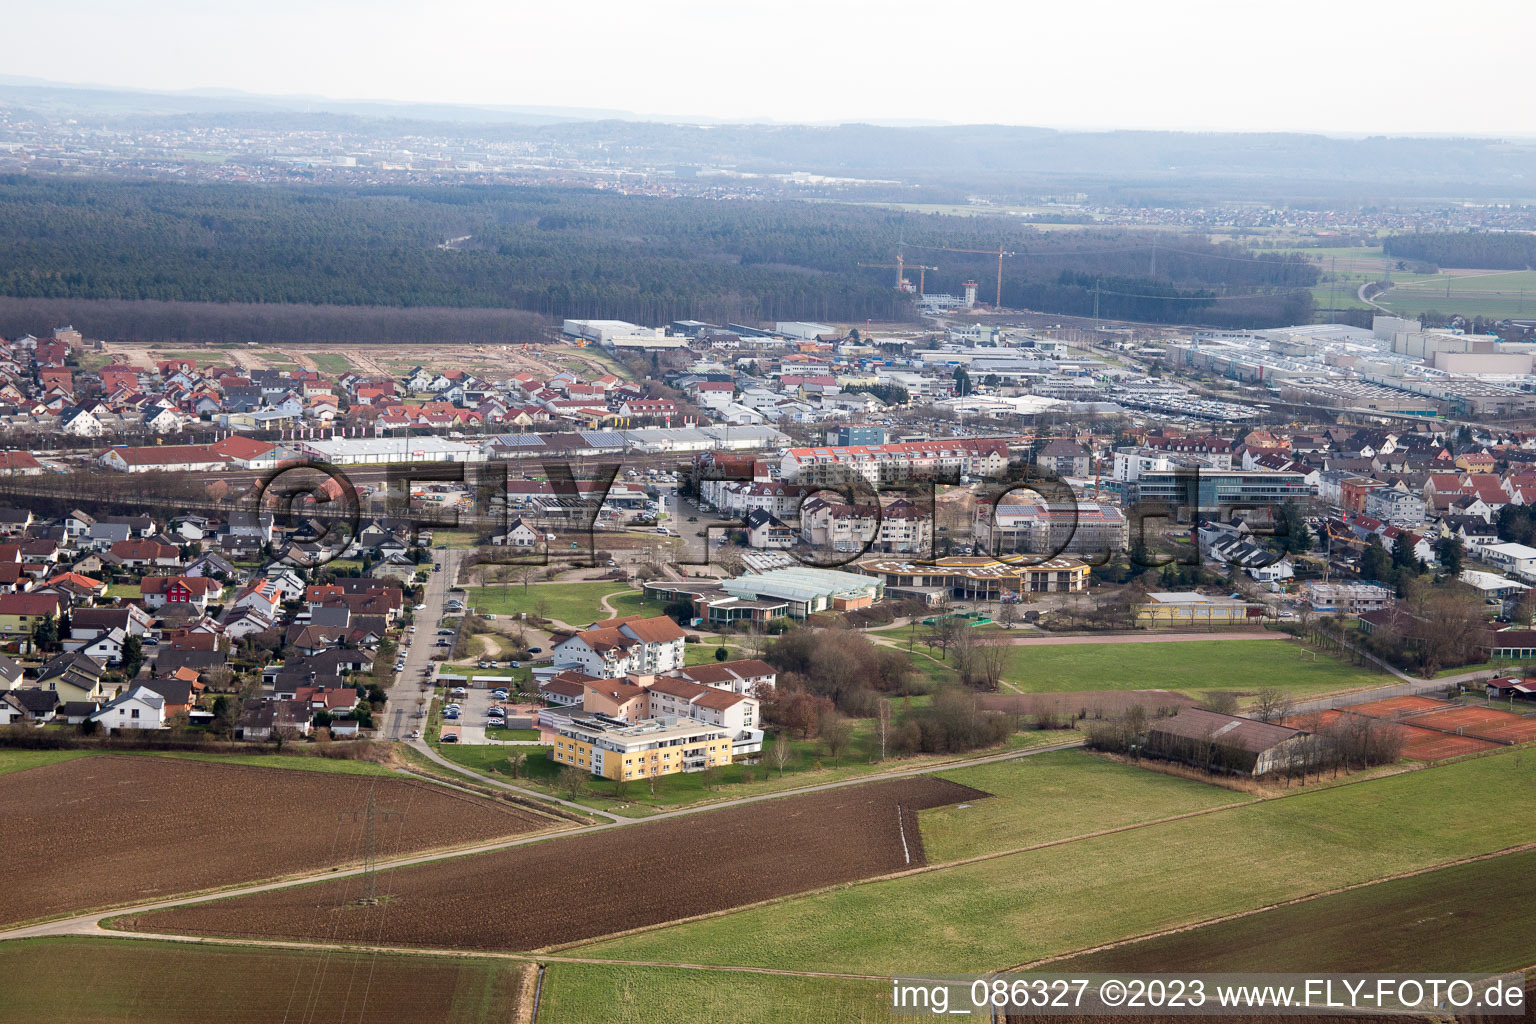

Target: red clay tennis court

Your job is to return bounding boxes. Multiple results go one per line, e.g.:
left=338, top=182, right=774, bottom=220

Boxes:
left=1411, top=705, right=1536, bottom=744
left=1348, top=695, right=1447, bottom=718
left=1284, top=709, right=1498, bottom=761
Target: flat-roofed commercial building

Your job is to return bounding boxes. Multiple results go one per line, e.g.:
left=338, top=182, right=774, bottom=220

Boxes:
left=293, top=436, right=485, bottom=465
left=719, top=567, right=883, bottom=618
left=551, top=713, right=733, bottom=780
left=1125, top=470, right=1313, bottom=513
left=1134, top=591, right=1264, bottom=627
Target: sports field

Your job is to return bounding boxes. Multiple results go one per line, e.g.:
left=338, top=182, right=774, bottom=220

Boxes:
left=998, top=638, right=1383, bottom=698
left=1058, top=847, right=1536, bottom=973
left=574, top=751, right=1535, bottom=974
left=0, top=937, right=528, bottom=1024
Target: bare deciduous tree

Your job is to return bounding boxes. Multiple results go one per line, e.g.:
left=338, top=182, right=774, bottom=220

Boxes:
left=1253, top=687, right=1294, bottom=723
left=768, top=731, right=794, bottom=779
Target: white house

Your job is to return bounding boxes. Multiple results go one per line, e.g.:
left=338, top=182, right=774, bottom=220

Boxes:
left=552, top=616, right=687, bottom=677
left=493, top=518, right=541, bottom=549
left=90, top=686, right=166, bottom=730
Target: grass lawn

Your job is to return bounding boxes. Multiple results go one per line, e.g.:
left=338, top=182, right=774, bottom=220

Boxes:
left=1058, top=846, right=1536, bottom=974
left=995, top=637, right=1385, bottom=698
left=575, top=751, right=1536, bottom=973
left=436, top=723, right=1072, bottom=817
left=146, top=751, right=395, bottom=776
left=105, top=583, right=141, bottom=599
left=0, top=936, right=528, bottom=1024
left=539, top=964, right=983, bottom=1024
left=920, top=749, right=1247, bottom=863
left=604, top=590, right=656, bottom=619
left=685, top=641, right=743, bottom=666
left=307, top=351, right=354, bottom=374
left=0, top=749, right=94, bottom=776
left=461, top=583, right=643, bottom=627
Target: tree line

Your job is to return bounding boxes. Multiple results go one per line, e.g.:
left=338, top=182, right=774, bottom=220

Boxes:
left=1384, top=232, right=1536, bottom=271
left=0, top=177, right=1320, bottom=330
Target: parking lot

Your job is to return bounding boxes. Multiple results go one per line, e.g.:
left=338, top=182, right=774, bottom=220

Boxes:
left=440, top=680, right=531, bottom=744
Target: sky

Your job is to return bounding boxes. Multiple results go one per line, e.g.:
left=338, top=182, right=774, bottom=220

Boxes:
left=11, top=0, right=1535, bottom=135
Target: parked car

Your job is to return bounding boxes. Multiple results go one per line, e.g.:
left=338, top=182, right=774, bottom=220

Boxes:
left=527, top=646, right=542, bottom=654
left=449, top=687, right=468, bottom=697
left=440, top=733, right=459, bottom=743
left=491, top=689, right=509, bottom=700
left=437, top=629, right=456, bottom=636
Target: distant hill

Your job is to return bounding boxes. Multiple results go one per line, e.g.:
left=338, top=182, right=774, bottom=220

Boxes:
left=3, top=76, right=1534, bottom=199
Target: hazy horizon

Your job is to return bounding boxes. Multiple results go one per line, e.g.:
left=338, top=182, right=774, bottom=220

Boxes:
left=10, top=0, right=1535, bottom=135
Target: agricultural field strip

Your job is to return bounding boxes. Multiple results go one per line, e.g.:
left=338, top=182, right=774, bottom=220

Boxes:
left=1053, top=848, right=1536, bottom=974
left=1013, top=839, right=1536, bottom=972
left=575, top=751, right=1535, bottom=972
left=92, top=759, right=1412, bottom=962
left=0, top=755, right=560, bottom=930
left=111, top=778, right=983, bottom=952
left=52, top=839, right=1536, bottom=987
left=1, top=739, right=1086, bottom=943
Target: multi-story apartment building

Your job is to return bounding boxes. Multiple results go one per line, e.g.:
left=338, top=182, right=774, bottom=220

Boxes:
left=551, top=615, right=687, bottom=677
left=780, top=438, right=1011, bottom=485
left=974, top=499, right=1128, bottom=556
left=798, top=496, right=933, bottom=554
left=551, top=714, right=734, bottom=780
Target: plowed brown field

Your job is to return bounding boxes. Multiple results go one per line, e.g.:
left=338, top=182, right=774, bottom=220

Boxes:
left=122, top=776, right=982, bottom=952
left=0, top=755, right=555, bottom=926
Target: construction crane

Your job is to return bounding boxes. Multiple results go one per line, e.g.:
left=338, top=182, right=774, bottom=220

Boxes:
left=858, top=255, right=938, bottom=296
left=906, top=243, right=1016, bottom=308
left=939, top=244, right=1015, bottom=309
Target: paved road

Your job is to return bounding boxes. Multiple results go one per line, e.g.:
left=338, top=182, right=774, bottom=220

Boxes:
left=381, top=548, right=462, bottom=741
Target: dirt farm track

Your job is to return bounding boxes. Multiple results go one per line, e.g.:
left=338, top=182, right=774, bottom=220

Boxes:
left=121, top=776, right=982, bottom=952
left=0, top=755, right=555, bottom=927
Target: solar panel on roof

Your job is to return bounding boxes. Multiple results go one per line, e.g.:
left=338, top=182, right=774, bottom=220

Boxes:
left=493, top=433, right=546, bottom=447
left=579, top=431, right=626, bottom=446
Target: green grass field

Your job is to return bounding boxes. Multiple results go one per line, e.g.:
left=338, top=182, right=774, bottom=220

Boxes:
left=0, top=936, right=527, bottom=1024
left=575, top=751, right=1536, bottom=974
left=920, top=750, right=1247, bottom=863
left=105, top=583, right=140, bottom=599
left=1059, top=846, right=1536, bottom=973
left=307, top=351, right=355, bottom=374
left=996, top=638, right=1384, bottom=698
left=150, top=751, right=395, bottom=775
left=539, top=964, right=985, bottom=1024
left=1377, top=268, right=1536, bottom=319
left=461, top=583, right=643, bottom=626
left=0, top=749, right=93, bottom=776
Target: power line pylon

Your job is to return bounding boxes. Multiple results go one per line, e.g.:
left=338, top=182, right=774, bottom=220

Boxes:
left=340, top=791, right=402, bottom=906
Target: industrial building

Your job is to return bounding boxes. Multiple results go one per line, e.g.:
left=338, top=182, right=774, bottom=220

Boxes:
left=293, top=436, right=486, bottom=465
